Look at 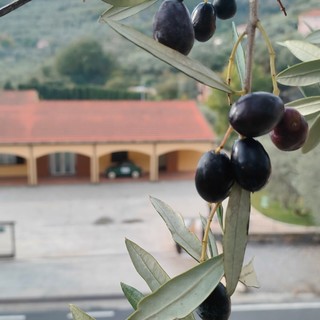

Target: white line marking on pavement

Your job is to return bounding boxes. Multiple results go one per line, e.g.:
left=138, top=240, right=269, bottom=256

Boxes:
left=0, top=316, right=26, bottom=320
left=67, top=310, right=115, bottom=319
left=233, top=302, right=320, bottom=312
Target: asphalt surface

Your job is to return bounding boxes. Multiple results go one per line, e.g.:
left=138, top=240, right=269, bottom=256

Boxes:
left=0, top=180, right=320, bottom=309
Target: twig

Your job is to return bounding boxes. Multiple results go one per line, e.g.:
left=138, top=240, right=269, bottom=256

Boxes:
left=200, top=202, right=221, bottom=262
left=257, top=21, right=280, bottom=96
left=0, top=0, right=32, bottom=18
left=244, top=0, right=259, bottom=94
left=276, top=0, right=287, bottom=16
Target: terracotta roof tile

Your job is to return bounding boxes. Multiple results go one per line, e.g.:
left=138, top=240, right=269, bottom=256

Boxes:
left=0, top=92, right=215, bottom=144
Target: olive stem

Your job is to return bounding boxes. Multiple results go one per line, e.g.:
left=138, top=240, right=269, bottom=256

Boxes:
left=226, top=31, right=247, bottom=105
left=215, top=125, right=234, bottom=153
left=244, top=0, right=259, bottom=94
left=0, top=0, right=32, bottom=17
left=256, top=21, right=280, bottom=96
left=276, top=0, right=287, bottom=16
left=200, top=202, right=221, bottom=262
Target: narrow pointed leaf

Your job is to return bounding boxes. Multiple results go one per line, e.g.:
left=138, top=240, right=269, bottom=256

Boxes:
left=100, top=0, right=158, bottom=21
left=200, top=215, right=218, bottom=258
left=305, top=30, right=320, bottom=44
left=121, top=282, right=145, bottom=310
left=239, top=259, right=260, bottom=288
left=150, top=196, right=202, bottom=261
left=127, top=255, right=224, bottom=320
left=69, top=305, right=96, bottom=320
left=105, top=19, right=232, bottom=93
left=279, top=40, right=320, bottom=62
left=286, top=96, right=320, bottom=120
left=277, top=59, right=320, bottom=86
left=232, top=22, right=245, bottom=88
left=223, top=183, right=251, bottom=296
left=302, top=113, right=320, bottom=153
left=125, top=239, right=170, bottom=291
left=216, top=203, right=224, bottom=232
left=102, top=0, right=148, bottom=7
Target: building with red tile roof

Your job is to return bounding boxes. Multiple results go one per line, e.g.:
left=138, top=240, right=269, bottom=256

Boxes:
left=0, top=91, right=215, bottom=185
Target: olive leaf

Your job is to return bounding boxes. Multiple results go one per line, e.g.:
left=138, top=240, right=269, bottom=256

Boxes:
left=305, top=29, right=320, bottom=45
left=232, top=22, right=246, bottom=88
left=126, top=255, right=224, bottom=320
left=105, top=19, right=233, bottom=93
left=216, top=203, right=224, bottom=232
left=223, top=183, right=251, bottom=296
left=149, top=196, right=203, bottom=261
left=125, top=239, right=170, bottom=291
left=121, top=282, right=145, bottom=310
left=69, top=305, right=96, bottom=320
left=101, top=0, right=148, bottom=7
left=239, top=258, right=260, bottom=288
left=100, top=0, right=158, bottom=21
left=286, top=96, right=320, bottom=121
left=200, top=215, right=218, bottom=258
left=276, top=59, right=320, bottom=86
left=125, top=240, right=196, bottom=320
left=302, top=113, right=320, bottom=153
left=278, top=40, right=320, bottom=62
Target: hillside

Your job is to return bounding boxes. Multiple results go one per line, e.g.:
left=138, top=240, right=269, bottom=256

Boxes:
left=0, top=0, right=319, bottom=86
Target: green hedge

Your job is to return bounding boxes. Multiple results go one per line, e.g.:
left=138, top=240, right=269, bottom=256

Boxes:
left=17, top=84, right=141, bottom=100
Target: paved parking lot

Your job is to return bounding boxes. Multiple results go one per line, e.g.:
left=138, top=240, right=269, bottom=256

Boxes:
left=0, top=180, right=320, bottom=303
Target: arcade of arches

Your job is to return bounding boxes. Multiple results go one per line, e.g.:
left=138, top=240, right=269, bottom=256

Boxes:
left=0, top=141, right=214, bottom=185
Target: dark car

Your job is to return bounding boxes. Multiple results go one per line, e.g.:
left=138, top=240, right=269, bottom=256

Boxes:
left=105, top=161, right=142, bottom=179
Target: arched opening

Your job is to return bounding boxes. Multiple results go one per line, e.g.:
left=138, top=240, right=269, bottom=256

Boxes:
left=0, top=153, right=28, bottom=185
left=159, top=149, right=202, bottom=180
left=37, top=152, right=91, bottom=184
left=100, top=150, right=150, bottom=181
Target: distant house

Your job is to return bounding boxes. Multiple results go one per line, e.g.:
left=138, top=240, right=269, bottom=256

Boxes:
left=298, top=9, right=320, bottom=35
left=0, top=91, right=215, bottom=185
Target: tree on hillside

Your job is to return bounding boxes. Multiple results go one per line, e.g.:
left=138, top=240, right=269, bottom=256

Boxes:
left=55, top=38, right=116, bottom=85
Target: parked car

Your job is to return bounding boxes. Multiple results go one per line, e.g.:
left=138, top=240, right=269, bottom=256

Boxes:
left=105, top=161, right=142, bottom=179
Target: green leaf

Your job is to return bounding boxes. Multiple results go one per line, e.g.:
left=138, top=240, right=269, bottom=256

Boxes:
left=239, top=259, right=260, bottom=288
left=125, top=239, right=170, bottom=291
left=121, top=282, right=145, bottom=310
left=100, top=0, right=158, bottom=21
left=216, top=204, right=224, bottom=232
left=232, top=22, right=246, bottom=88
left=306, top=29, right=320, bottom=44
left=279, top=40, right=320, bottom=62
left=69, top=305, right=96, bottom=320
left=223, top=183, right=251, bottom=296
left=286, top=96, right=320, bottom=120
left=127, top=255, right=224, bottom=320
left=102, top=0, right=148, bottom=7
left=276, top=59, right=320, bottom=86
left=302, top=113, right=320, bottom=153
left=200, top=215, right=218, bottom=258
left=105, top=19, right=232, bottom=93
left=149, top=196, right=203, bottom=261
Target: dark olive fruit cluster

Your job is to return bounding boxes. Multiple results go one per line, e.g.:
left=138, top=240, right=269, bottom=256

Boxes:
left=195, top=150, right=234, bottom=203
left=196, top=282, right=231, bottom=320
left=229, top=91, right=285, bottom=137
left=153, top=0, right=238, bottom=54
left=270, top=107, right=309, bottom=151
left=191, top=2, right=216, bottom=42
left=153, top=0, right=195, bottom=55
left=231, top=138, right=271, bottom=192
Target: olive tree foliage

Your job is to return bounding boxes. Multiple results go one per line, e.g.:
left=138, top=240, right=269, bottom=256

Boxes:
left=55, top=38, right=117, bottom=85
left=68, top=1, right=320, bottom=320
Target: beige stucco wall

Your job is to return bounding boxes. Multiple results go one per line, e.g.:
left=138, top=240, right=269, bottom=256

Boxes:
left=0, top=164, right=28, bottom=177
left=0, top=141, right=214, bottom=184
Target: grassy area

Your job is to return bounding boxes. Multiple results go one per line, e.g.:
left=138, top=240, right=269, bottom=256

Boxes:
left=251, top=191, right=315, bottom=226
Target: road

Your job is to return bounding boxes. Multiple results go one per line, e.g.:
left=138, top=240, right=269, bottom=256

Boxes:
left=1, top=302, right=320, bottom=320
